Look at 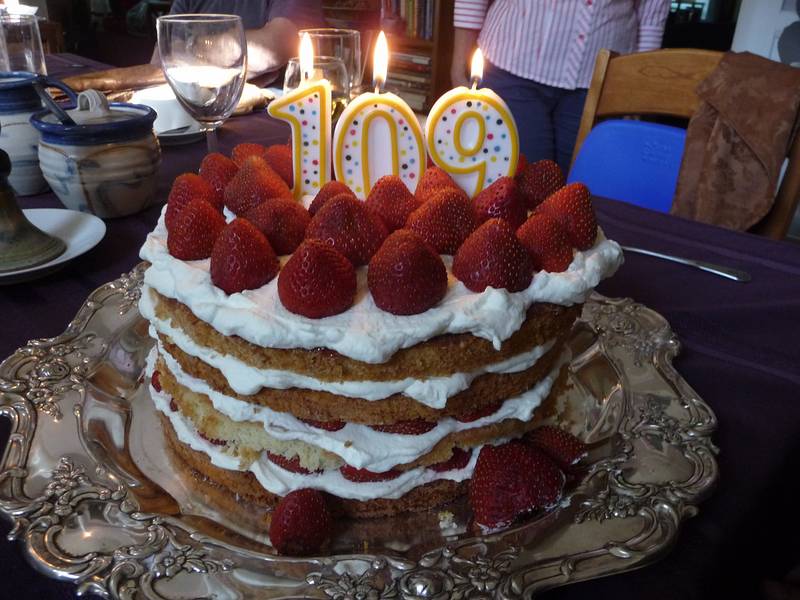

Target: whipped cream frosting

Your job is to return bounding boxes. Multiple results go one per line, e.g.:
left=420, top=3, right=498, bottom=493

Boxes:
left=155, top=343, right=563, bottom=471
left=148, top=353, right=483, bottom=500
left=141, top=288, right=554, bottom=407
left=139, top=207, right=622, bottom=364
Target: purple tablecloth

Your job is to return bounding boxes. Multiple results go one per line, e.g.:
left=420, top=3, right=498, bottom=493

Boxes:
left=1, top=56, right=800, bottom=599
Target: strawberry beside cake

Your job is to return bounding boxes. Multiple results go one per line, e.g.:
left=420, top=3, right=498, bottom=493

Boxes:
left=139, top=144, right=622, bottom=551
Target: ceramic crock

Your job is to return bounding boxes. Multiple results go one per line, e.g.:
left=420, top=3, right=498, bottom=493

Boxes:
left=0, top=72, right=76, bottom=196
left=31, top=90, right=160, bottom=218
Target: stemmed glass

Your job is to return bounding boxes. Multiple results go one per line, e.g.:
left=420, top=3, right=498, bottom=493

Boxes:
left=156, top=14, right=247, bottom=152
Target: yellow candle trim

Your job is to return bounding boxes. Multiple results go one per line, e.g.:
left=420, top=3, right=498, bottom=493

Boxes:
left=453, top=110, right=486, bottom=157
left=334, top=92, right=425, bottom=198
left=268, top=80, right=331, bottom=199
left=425, top=87, right=519, bottom=198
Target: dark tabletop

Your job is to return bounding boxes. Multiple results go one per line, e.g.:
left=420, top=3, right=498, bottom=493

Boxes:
left=1, top=55, right=800, bottom=600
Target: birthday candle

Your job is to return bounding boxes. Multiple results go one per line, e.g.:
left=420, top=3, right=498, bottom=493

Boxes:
left=333, top=32, right=425, bottom=199
left=268, top=33, right=332, bottom=199
left=425, top=49, right=519, bottom=198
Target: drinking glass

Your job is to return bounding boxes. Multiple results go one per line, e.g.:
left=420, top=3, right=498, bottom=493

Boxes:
left=300, top=28, right=362, bottom=96
left=283, top=55, right=349, bottom=123
left=0, top=14, right=46, bottom=74
left=0, top=23, right=9, bottom=71
left=156, top=14, right=247, bottom=153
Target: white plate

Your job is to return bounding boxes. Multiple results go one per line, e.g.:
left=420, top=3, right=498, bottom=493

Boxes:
left=157, top=121, right=206, bottom=146
left=0, top=209, right=106, bottom=285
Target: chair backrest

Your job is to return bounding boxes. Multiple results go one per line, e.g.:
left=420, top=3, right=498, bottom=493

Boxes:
left=568, top=120, right=686, bottom=213
left=571, top=48, right=800, bottom=239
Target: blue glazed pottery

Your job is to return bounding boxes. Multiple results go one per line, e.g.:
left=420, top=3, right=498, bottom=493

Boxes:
left=0, top=71, right=76, bottom=196
left=31, top=90, right=161, bottom=218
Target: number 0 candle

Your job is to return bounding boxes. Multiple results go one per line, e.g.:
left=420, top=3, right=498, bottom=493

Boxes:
left=333, top=31, right=425, bottom=198
left=268, top=33, right=332, bottom=198
left=425, top=49, right=519, bottom=198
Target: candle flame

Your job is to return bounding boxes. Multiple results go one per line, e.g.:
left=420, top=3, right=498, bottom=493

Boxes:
left=471, top=48, right=484, bottom=87
left=373, top=31, right=388, bottom=91
left=300, top=32, right=314, bottom=81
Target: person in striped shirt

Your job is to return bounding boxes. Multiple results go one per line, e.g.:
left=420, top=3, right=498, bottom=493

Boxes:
left=452, top=0, right=671, bottom=173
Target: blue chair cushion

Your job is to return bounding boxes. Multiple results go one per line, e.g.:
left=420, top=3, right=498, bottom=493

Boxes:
left=568, top=119, right=686, bottom=213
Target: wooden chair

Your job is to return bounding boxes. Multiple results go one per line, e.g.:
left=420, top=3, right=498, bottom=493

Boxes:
left=572, top=48, right=800, bottom=240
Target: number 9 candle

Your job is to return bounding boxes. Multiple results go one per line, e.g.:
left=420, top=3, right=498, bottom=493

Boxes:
left=268, top=32, right=332, bottom=199
left=333, top=31, right=425, bottom=198
left=425, top=49, right=519, bottom=198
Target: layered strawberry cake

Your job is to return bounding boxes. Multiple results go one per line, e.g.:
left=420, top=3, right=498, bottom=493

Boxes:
left=139, top=144, right=622, bottom=542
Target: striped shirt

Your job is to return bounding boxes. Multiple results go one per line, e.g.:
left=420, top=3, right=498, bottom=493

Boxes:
left=454, top=0, right=671, bottom=89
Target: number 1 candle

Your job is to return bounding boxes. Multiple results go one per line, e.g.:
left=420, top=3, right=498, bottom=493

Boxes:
left=333, top=31, right=425, bottom=198
left=268, top=32, right=332, bottom=199
left=425, top=49, right=519, bottom=198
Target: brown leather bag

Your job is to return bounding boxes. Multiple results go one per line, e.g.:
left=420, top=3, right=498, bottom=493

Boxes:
left=671, top=52, right=800, bottom=231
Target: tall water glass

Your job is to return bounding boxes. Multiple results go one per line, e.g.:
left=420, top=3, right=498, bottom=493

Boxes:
left=157, top=14, right=246, bottom=153
left=0, top=14, right=46, bottom=74
left=300, top=28, right=362, bottom=96
left=283, top=55, right=349, bottom=123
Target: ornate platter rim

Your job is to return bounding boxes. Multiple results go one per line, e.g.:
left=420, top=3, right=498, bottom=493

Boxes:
left=0, top=262, right=719, bottom=599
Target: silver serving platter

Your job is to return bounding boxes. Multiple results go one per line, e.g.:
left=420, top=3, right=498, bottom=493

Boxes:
left=0, top=263, right=718, bottom=599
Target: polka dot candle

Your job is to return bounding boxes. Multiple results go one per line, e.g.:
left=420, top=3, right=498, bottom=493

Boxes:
left=333, top=31, right=424, bottom=198
left=333, top=92, right=425, bottom=198
left=425, top=49, right=519, bottom=198
left=267, top=33, right=332, bottom=199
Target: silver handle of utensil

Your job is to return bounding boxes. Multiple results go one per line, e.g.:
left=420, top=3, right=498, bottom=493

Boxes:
left=621, top=246, right=751, bottom=282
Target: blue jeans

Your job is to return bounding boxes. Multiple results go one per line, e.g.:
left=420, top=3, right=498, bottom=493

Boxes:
left=482, top=62, right=588, bottom=173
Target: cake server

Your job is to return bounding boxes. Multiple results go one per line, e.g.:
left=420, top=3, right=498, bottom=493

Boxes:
left=622, top=246, right=751, bottom=282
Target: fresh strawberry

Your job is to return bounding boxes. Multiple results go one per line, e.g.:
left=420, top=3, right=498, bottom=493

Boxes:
left=169, top=398, right=178, bottom=412
left=231, top=142, right=268, bottom=166
left=516, top=212, right=574, bottom=273
left=210, top=218, right=280, bottom=294
left=305, top=194, right=388, bottom=266
left=340, top=465, right=401, bottom=482
left=308, top=180, right=356, bottom=216
left=517, top=159, right=565, bottom=210
left=224, top=156, right=293, bottom=215
left=300, top=418, right=346, bottom=431
left=167, top=197, right=226, bottom=260
left=415, top=166, right=461, bottom=202
left=269, top=488, right=331, bottom=555
left=536, top=183, right=597, bottom=251
left=474, top=176, right=527, bottom=229
left=429, top=447, right=472, bottom=472
left=151, top=370, right=161, bottom=392
left=198, top=431, right=227, bottom=446
left=165, top=173, right=219, bottom=230
left=405, top=187, right=476, bottom=254
left=278, top=239, right=356, bottom=318
left=266, top=451, right=322, bottom=475
left=199, top=153, right=238, bottom=208
left=525, top=426, right=588, bottom=470
left=453, top=218, right=533, bottom=292
left=244, top=197, right=310, bottom=255
left=469, top=441, right=564, bottom=530
left=371, top=418, right=437, bottom=434
left=264, top=144, right=293, bottom=187
left=365, top=175, right=421, bottom=232
left=455, top=401, right=502, bottom=423
left=515, top=153, right=528, bottom=178
left=367, top=230, right=447, bottom=315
